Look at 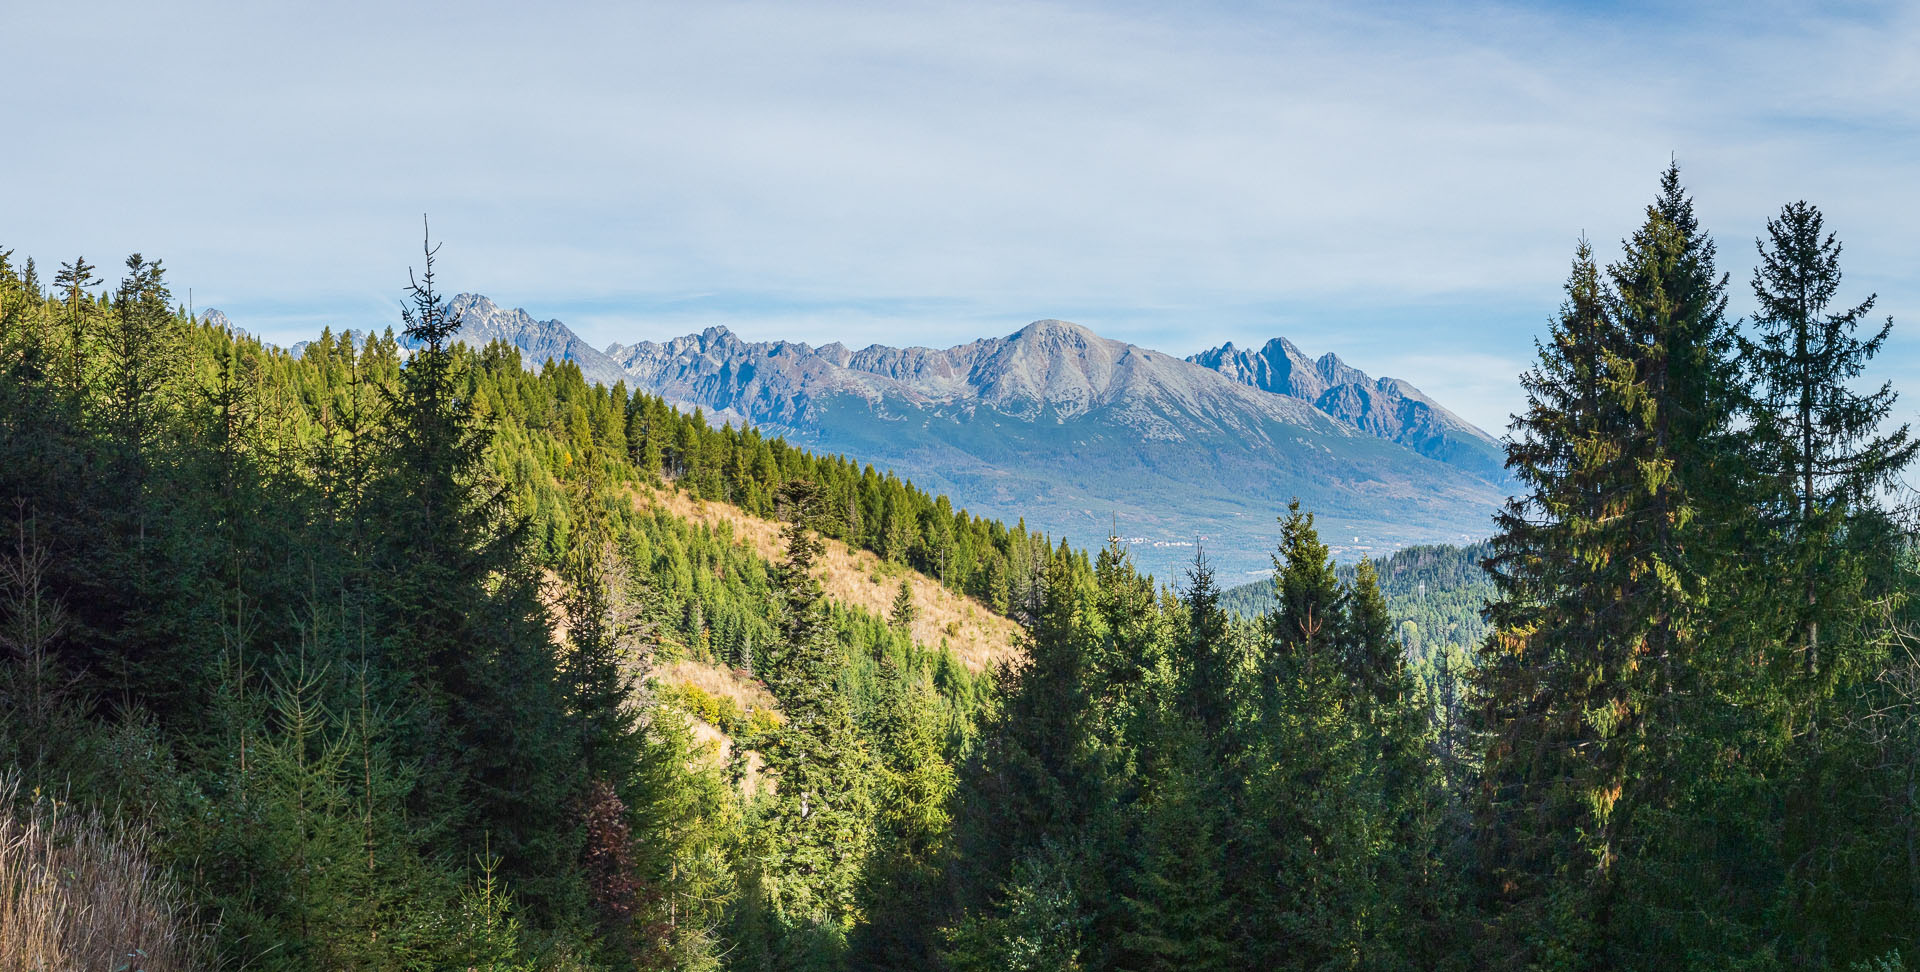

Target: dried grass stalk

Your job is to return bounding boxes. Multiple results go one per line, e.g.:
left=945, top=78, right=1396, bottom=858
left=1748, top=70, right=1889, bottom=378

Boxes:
left=0, top=778, right=207, bottom=972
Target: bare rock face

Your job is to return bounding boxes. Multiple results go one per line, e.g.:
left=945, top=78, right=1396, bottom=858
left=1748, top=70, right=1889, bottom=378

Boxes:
left=1188, top=337, right=1327, bottom=401
left=1186, top=338, right=1502, bottom=477
left=443, top=293, right=629, bottom=387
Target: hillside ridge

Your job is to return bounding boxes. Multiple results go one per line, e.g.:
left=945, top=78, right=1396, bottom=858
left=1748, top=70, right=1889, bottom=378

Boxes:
left=635, top=483, right=1023, bottom=673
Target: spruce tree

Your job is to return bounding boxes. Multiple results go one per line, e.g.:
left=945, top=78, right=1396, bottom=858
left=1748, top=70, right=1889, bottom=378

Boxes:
left=1178, top=549, right=1238, bottom=746
left=1345, top=558, right=1453, bottom=963
left=1116, top=723, right=1232, bottom=972
left=1113, top=549, right=1238, bottom=972
left=559, top=448, right=646, bottom=786
left=1476, top=237, right=1627, bottom=961
left=1747, top=200, right=1915, bottom=681
left=379, top=224, right=581, bottom=921
left=755, top=479, right=876, bottom=947
left=52, top=255, right=98, bottom=404
left=1237, top=502, right=1377, bottom=968
left=1747, top=201, right=1917, bottom=964
left=946, top=544, right=1105, bottom=968
left=1478, top=167, right=1762, bottom=966
left=890, top=579, right=916, bottom=632
left=850, top=664, right=957, bottom=970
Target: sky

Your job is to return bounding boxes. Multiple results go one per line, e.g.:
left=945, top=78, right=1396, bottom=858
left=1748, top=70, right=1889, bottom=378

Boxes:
left=7, top=0, right=1918, bottom=433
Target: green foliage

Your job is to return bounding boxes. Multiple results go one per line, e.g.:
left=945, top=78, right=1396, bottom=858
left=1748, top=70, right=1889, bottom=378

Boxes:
left=0, top=236, right=1001, bottom=971
left=746, top=483, right=876, bottom=951
left=8, top=163, right=1920, bottom=970
left=1474, top=167, right=1920, bottom=969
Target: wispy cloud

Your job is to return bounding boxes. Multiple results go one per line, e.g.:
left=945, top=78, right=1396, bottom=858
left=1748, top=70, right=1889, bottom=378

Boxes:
left=5, top=0, right=1917, bottom=432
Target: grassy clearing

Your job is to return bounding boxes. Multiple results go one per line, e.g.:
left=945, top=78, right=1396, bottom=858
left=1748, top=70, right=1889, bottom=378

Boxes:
left=640, top=485, right=1023, bottom=673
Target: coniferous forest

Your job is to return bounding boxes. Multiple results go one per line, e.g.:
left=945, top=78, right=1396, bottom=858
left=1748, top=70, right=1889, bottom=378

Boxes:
left=5, top=166, right=1920, bottom=970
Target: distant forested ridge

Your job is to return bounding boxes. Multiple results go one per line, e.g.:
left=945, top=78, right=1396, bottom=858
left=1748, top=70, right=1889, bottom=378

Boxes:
left=6, top=164, right=1920, bottom=971
left=1222, top=541, right=1493, bottom=660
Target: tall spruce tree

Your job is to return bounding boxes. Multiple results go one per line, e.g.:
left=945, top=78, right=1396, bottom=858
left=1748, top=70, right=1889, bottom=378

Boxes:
left=1237, top=502, right=1378, bottom=968
left=52, top=255, right=98, bottom=406
left=1748, top=200, right=1915, bottom=681
left=559, top=446, right=646, bottom=787
left=1113, top=550, right=1236, bottom=972
left=1478, top=167, right=1763, bottom=966
left=380, top=224, right=581, bottom=920
left=946, top=544, right=1105, bottom=970
left=755, top=479, right=876, bottom=955
left=1477, top=235, right=1646, bottom=963
left=1345, top=559, right=1453, bottom=963
left=849, top=663, right=958, bottom=970
left=1747, top=201, right=1917, bottom=966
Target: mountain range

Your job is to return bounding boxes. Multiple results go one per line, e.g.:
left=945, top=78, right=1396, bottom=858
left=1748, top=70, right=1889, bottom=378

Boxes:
left=299, top=293, right=1511, bottom=579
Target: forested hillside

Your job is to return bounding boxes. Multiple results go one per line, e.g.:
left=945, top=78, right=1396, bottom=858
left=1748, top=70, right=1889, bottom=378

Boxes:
left=0, top=239, right=1038, bottom=970
left=6, top=163, right=1920, bottom=971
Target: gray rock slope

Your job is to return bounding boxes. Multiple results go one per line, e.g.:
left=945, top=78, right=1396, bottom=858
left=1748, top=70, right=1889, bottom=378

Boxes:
left=1186, top=338, right=1506, bottom=479
left=446, top=294, right=629, bottom=387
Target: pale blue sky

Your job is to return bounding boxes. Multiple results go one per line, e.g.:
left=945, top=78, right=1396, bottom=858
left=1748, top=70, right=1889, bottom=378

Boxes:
left=7, top=0, right=1917, bottom=432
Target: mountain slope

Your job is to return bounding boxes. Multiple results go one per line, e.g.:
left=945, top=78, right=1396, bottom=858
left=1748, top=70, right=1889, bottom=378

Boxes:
left=1187, top=338, right=1506, bottom=478
left=446, top=295, right=1506, bottom=578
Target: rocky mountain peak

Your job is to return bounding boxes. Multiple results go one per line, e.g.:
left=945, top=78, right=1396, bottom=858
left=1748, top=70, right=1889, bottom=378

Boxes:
left=378, top=294, right=1506, bottom=575
left=1187, top=334, right=1503, bottom=478
left=443, top=293, right=628, bottom=386
left=1315, top=351, right=1369, bottom=388
left=1010, top=318, right=1099, bottom=343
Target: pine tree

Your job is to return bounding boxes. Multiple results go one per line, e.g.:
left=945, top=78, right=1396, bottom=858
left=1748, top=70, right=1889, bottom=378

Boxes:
left=755, top=479, right=876, bottom=945
left=1746, top=201, right=1917, bottom=965
left=1748, top=200, right=1915, bottom=682
left=890, top=579, right=916, bottom=633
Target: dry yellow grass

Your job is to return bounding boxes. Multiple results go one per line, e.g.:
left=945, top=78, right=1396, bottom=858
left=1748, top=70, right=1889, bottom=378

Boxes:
left=548, top=485, right=1027, bottom=802
left=637, top=484, right=1024, bottom=673
left=655, top=658, right=778, bottom=714
left=0, top=780, right=207, bottom=972
left=652, top=659, right=776, bottom=797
